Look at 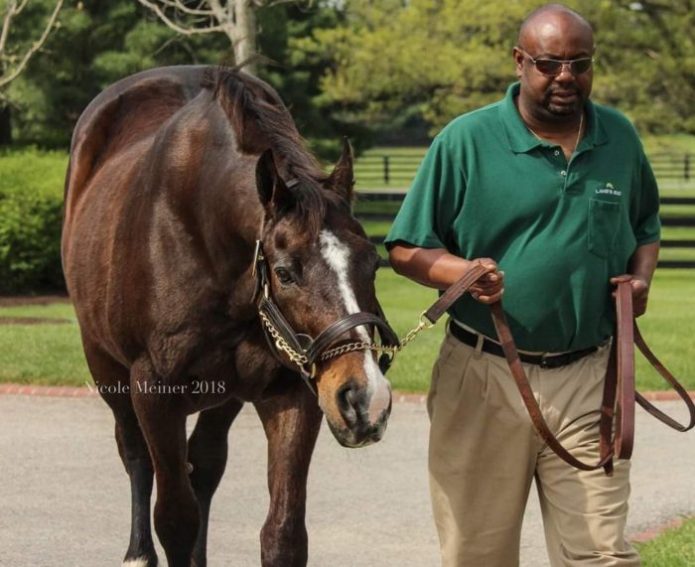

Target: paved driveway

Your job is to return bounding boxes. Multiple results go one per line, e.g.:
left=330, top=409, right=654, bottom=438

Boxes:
left=0, top=394, right=693, bottom=566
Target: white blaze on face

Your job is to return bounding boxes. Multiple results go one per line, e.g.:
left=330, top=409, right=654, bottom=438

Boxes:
left=319, top=230, right=383, bottom=391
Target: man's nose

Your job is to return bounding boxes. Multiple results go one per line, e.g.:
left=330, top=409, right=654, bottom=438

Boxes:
left=555, top=63, right=575, bottom=81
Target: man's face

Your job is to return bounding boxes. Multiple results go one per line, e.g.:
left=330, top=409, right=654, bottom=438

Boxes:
left=514, top=14, right=594, bottom=120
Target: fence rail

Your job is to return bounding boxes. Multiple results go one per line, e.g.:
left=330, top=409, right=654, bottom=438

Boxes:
left=356, top=192, right=695, bottom=269
left=355, top=153, right=695, bottom=186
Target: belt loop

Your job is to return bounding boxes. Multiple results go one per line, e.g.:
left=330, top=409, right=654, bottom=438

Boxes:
left=475, top=333, right=484, bottom=354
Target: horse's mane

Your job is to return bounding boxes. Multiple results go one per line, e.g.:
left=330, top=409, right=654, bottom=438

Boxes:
left=203, top=68, right=345, bottom=237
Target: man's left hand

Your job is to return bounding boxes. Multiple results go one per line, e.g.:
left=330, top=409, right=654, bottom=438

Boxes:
left=609, top=274, right=650, bottom=317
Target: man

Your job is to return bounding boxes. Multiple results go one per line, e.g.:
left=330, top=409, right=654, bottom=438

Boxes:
left=386, top=4, right=660, bottom=566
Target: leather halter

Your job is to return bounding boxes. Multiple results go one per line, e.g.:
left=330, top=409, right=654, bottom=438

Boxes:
left=424, top=261, right=695, bottom=474
left=251, top=239, right=400, bottom=393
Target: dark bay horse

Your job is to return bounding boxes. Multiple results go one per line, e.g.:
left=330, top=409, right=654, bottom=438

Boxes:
left=61, top=65, right=394, bottom=567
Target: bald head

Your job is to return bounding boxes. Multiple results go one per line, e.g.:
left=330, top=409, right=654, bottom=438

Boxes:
left=518, top=4, right=594, bottom=52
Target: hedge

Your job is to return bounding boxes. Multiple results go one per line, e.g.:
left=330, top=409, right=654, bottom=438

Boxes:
left=0, top=149, right=67, bottom=293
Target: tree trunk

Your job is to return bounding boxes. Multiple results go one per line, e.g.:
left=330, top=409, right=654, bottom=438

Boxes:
left=0, top=104, right=11, bottom=146
left=235, top=0, right=257, bottom=75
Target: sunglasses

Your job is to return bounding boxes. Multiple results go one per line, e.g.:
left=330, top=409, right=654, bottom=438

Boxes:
left=517, top=47, right=593, bottom=76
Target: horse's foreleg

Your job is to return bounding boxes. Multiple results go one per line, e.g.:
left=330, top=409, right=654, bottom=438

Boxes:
left=188, top=397, right=244, bottom=567
left=254, top=376, right=323, bottom=567
left=83, top=344, right=158, bottom=567
left=131, top=359, right=199, bottom=567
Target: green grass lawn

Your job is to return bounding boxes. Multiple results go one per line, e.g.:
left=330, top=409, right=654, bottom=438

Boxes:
left=0, top=319, right=89, bottom=386
left=1, top=268, right=692, bottom=392
left=0, top=303, right=74, bottom=319
left=637, top=518, right=695, bottom=567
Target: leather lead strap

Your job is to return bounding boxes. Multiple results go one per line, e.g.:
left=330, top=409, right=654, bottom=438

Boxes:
left=633, top=325, right=695, bottom=431
left=613, top=282, right=635, bottom=461
left=425, top=266, right=694, bottom=474
left=424, top=261, right=494, bottom=323
left=490, top=301, right=614, bottom=471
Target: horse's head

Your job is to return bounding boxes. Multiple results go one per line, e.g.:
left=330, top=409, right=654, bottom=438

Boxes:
left=254, top=142, right=393, bottom=448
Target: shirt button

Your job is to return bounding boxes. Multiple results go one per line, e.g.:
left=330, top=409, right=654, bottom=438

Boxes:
left=560, top=170, right=567, bottom=176
left=554, top=150, right=560, bottom=156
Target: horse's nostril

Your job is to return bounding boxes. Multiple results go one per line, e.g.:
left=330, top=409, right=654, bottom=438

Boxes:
left=336, top=382, right=359, bottom=426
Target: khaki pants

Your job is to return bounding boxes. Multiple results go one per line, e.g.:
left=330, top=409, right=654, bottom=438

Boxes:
left=428, top=327, right=640, bottom=567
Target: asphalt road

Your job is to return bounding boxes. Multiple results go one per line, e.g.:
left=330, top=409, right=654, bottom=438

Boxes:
left=0, top=394, right=693, bottom=566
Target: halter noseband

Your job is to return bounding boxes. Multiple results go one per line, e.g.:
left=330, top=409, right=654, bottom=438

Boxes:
left=251, top=239, right=399, bottom=392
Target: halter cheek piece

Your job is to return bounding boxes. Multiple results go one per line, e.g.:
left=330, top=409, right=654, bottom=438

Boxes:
left=251, top=239, right=399, bottom=394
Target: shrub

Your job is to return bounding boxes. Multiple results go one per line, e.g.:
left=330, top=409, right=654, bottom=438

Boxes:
left=0, top=149, right=67, bottom=293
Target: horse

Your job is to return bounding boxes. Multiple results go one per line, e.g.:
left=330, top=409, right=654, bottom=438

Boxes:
left=61, top=65, right=397, bottom=567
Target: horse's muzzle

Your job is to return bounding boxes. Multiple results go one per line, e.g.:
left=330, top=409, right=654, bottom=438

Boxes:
left=328, top=380, right=392, bottom=448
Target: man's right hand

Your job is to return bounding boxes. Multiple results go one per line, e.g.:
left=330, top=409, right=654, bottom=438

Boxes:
left=468, top=258, right=504, bottom=304
left=388, top=245, right=505, bottom=303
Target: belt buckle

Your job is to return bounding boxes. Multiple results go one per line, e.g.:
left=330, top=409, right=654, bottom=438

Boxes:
left=539, top=353, right=550, bottom=369
left=539, top=352, right=563, bottom=369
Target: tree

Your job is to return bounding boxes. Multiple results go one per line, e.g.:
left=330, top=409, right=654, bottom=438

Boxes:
left=294, top=0, right=539, bottom=138
left=297, top=0, right=695, bottom=139
left=135, top=0, right=307, bottom=75
left=587, top=0, right=695, bottom=134
left=0, top=0, right=63, bottom=144
left=8, top=0, right=229, bottom=147
left=10, top=0, right=357, bottom=156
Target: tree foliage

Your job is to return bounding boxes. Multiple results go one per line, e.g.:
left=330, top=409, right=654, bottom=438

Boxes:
left=135, top=0, right=297, bottom=75
left=0, top=0, right=63, bottom=91
left=298, top=0, right=695, bottom=137
left=4, top=0, right=694, bottom=151
left=6, top=0, right=351, bottom=155
left=0, top=0, right=63, bottom=144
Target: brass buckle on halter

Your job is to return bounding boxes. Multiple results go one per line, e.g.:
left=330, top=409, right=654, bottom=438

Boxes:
left=252, top=240, right=263, bottom=277
left=303, top=362, right=318, bottom=379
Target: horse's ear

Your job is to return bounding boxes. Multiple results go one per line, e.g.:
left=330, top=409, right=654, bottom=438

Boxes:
left=328, top=137, right=355, bottom=201
left=255, top=148, right=295, bottom=216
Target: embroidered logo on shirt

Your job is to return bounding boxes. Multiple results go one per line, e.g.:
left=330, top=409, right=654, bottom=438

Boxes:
left=595, top=182, right=622, bottom=197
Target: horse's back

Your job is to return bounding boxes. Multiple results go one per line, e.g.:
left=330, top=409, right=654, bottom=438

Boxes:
left=64, top=66, right=208, bottom=210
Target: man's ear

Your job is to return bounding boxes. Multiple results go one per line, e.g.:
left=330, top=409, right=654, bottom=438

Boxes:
left=327, top=137, right=355, bottom=202
left=256, top=148, right=295, bottom=216
left=512, top=47, right=524, bottom=79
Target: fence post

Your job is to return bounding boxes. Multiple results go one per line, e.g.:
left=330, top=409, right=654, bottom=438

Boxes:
left=685, top=154, right=690, bottom=181
left=383, top=155, right=390, bottom=185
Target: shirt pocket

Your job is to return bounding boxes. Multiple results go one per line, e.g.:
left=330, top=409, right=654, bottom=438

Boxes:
left=587, top=198, right=621, bottom=258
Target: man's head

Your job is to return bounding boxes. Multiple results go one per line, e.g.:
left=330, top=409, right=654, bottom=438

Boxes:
left=513, top=4, right=594, bottom=122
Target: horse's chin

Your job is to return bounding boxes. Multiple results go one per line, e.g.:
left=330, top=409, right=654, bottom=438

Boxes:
left=325, top=413, right=389, bottom=448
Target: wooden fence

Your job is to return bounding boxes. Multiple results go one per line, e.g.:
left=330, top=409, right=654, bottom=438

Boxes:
left=355, top=153, right=694, bottom=187
left=356, top=192, right=695, bottom=269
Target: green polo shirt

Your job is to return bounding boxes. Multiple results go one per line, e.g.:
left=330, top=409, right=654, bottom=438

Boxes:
left=385, top=83, right=660, bottom=352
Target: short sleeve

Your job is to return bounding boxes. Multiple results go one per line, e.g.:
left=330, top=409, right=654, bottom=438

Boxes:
left=384, top=136, right=466, bottom=250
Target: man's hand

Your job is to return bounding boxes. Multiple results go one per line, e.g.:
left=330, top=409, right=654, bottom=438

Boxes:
left=610, top=274, right=650, bottom=317
left=469, top=258, right=504, bottom=304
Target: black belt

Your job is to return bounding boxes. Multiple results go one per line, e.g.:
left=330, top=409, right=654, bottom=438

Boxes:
left=449, top=322, right=598, bottom=369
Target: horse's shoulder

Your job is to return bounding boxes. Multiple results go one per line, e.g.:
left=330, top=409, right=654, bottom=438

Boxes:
left=65, top=66, right=211, bottom=201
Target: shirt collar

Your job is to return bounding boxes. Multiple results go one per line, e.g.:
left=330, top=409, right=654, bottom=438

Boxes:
left=500, top=82, right=609, bottom=154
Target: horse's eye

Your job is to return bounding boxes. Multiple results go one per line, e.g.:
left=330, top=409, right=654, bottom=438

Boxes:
left=274, top=267, right=295, bottom=285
